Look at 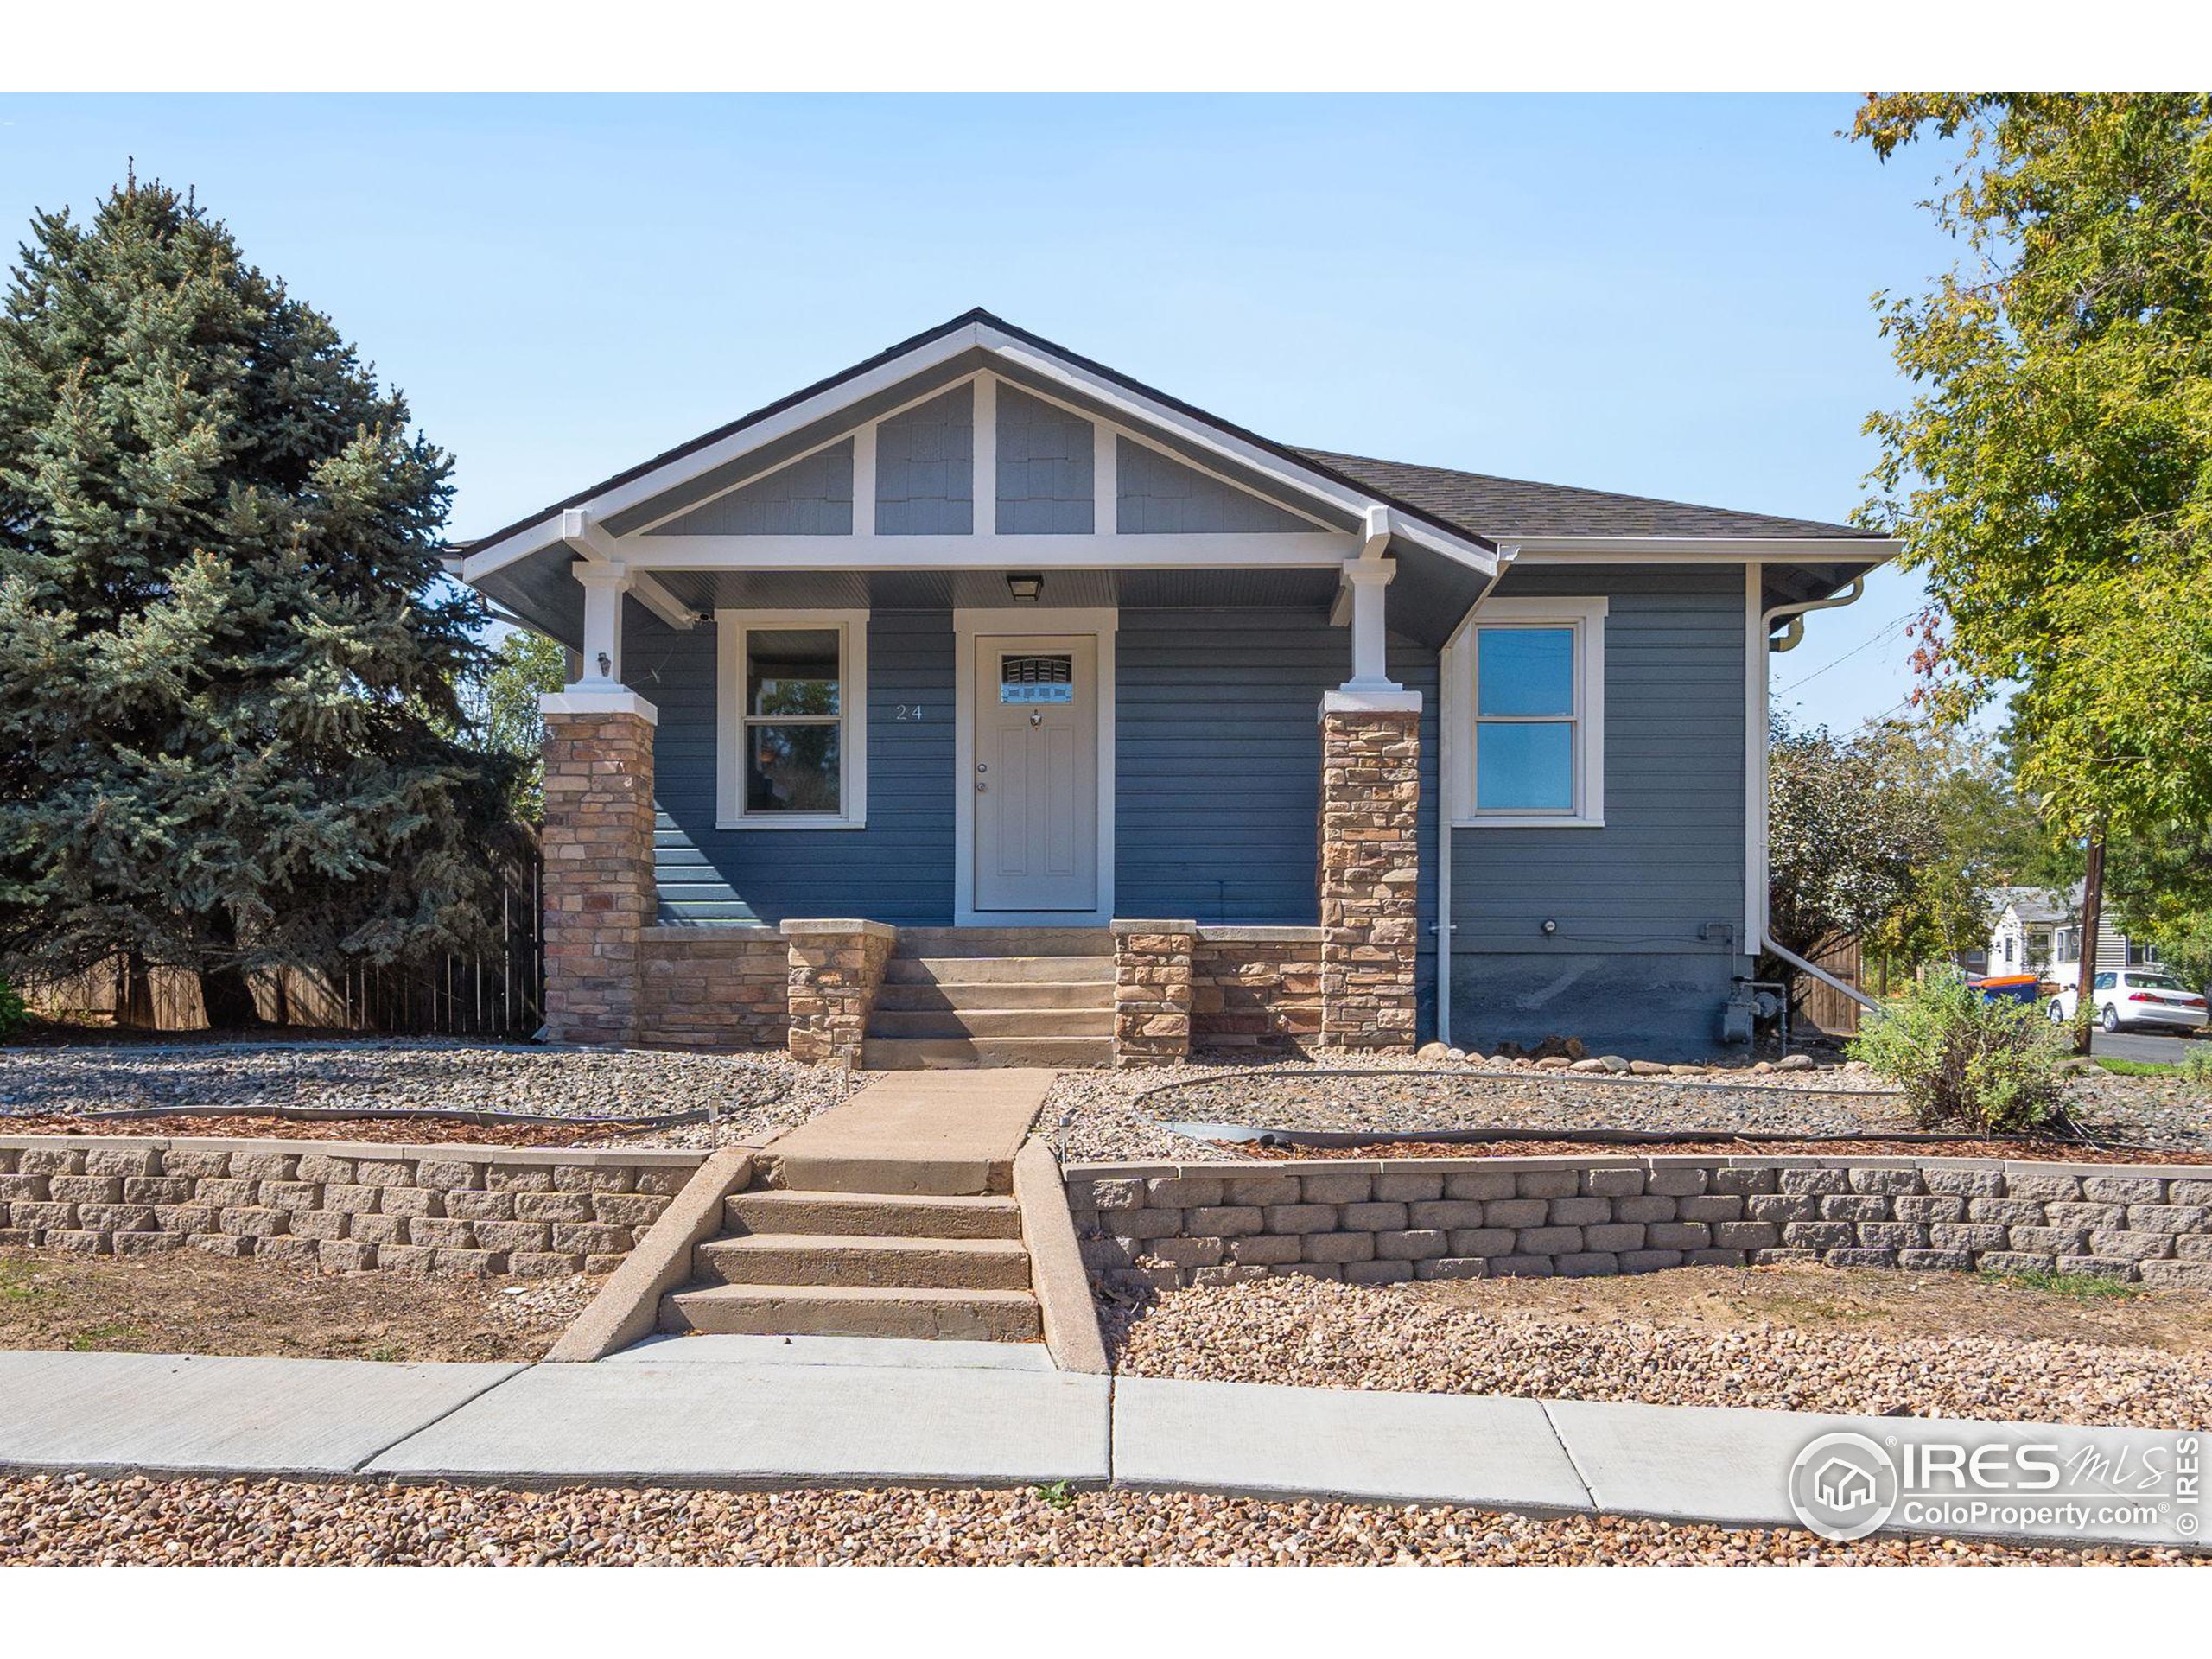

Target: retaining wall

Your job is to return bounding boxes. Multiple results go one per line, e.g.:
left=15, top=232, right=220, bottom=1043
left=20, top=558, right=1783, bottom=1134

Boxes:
left=0, top=1135, right=705, bottom=1276
left=1065, top=1154, right=2212, bottom=1292
left=638, top=925, right=786, bottom=1049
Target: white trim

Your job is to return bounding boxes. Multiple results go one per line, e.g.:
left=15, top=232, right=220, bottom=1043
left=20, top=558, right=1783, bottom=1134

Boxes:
left=613, top=531, right=1354, bottom=570
left=539, top=688, right=658, bottom=725
left=973, top=373, right=997, bottom=537
left=1744, top=563, right=1767, bottom=955
left=1501, top=537, right=1899, bottom=560
left=974, top=325, right=1497, bottom=574
left=715, top=608, right=870, bottom=831
left=1444, top=595, right=1606, bottom=829
left=1093, top=410, right=1118, bottom=536
left=952, top=607, right=1116, bottom=927
left=460, top=324, right=1497, bottom=581
left=851, top=422, right=876, bottom=537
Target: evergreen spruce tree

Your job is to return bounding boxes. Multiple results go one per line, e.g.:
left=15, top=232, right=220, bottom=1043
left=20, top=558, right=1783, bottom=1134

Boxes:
left=0, top=174, right=512, bottom=1023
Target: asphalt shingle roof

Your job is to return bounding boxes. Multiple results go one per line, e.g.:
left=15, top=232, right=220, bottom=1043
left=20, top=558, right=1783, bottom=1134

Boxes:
left=1296, top=449, right=1872, bottom=543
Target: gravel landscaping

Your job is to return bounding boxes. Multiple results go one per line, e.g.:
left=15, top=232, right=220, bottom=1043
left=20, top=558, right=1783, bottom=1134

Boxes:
left=1048, top=1057, right=2212, bottom=1162
left=0, top=1040, right=862, bottom=1148
left=0, top=1473, right=2197, bottom=1564
left=1103, top=1268, right=2212, bottom=1429
left=0, top=1245, right=596, bottom=1363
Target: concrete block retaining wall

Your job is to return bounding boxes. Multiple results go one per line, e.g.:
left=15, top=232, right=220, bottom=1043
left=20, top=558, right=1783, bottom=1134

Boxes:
left=1065, top=1155, right=2212, bottom=1293
left=0, top=1135, right=706, bottom=1276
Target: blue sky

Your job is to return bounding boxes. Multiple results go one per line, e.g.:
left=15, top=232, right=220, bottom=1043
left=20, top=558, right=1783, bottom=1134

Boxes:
left=0, top=94, right=1966, bottom=732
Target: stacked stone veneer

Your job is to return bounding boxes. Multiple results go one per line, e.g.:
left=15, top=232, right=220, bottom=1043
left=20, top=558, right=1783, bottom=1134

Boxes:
left=0, top=1135, right=702, bottom=1275
left=1066, top=1155, right=2212, bottom=1292
left=1192, top=927, right=1324, bottom=1053
left=542, top=709, right=658, bottom=1045
left=1113, top=921, right=1195, bottom=1067
left=639, top=925, right=787, bottom=1049
left=1317, top=709, right=1419, bottom=1052
left=783, top=919, right=897, bottom=1067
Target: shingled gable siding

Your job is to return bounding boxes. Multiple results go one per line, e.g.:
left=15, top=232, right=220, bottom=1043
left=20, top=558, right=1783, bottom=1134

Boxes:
left=1448, top=565, right=1748, bottom=1058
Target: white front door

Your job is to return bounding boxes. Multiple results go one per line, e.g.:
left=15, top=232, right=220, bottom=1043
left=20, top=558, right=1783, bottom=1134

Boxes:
left=972, top=633, right=1098, bottom=913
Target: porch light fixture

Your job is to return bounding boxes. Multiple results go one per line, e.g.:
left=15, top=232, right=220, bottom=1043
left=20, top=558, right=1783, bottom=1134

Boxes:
left=1007, top=573, right=1044, bottom=603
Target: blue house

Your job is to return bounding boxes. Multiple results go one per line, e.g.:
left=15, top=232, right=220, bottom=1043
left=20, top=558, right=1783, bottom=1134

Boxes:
left=454, top=312, right=1889, bottom=1066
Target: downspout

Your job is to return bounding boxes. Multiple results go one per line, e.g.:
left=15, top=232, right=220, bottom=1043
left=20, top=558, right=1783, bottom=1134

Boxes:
left=1754, top=575, right=1880, bottom=1015
left=1433, top=545, right=1517, bottom=1048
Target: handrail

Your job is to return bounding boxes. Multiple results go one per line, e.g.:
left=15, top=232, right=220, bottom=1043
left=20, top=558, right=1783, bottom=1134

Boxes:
left=1761, top=933, right=1884, bottom=1015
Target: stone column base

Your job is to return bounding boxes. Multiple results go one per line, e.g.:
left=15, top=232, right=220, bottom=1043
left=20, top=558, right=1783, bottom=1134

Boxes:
left=1318, top=706, right=1420, bottom=1052
left=783, top=919, right=899, bottom=1067
left=541, top=701, right=658, bottom=1046
left=1113, top=919, right=1195, bottom=1067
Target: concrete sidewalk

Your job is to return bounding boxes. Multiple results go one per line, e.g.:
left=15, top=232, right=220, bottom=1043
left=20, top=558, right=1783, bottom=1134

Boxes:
left=0, top=1344, right=2198, bottom=1551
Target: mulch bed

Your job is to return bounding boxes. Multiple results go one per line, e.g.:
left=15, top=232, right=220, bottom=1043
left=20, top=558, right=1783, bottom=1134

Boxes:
left=1216, top=1135, right=2212, bottom=1165
left=0, top=1112, right=643, bottom=1147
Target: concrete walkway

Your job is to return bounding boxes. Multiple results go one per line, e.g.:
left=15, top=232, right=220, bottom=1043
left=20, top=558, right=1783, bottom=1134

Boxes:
left=0, top=1342, right=2198, bottom=1550
left=762, top=1067, right=1052, bottom=1195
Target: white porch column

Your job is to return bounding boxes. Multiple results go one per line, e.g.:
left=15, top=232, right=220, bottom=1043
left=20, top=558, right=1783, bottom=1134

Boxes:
left=573, top=558, right=632, bottom=687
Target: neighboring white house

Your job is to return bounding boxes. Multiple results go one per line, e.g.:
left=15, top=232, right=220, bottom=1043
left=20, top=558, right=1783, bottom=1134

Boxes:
left=1984, top=883, right=2157, bottom=986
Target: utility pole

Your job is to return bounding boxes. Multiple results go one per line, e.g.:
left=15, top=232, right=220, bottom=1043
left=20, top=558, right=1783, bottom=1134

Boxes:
left=2075, top=833, right=2106, bottom=1057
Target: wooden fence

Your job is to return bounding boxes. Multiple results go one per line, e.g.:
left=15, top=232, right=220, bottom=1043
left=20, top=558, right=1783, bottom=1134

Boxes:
left=1796, top=935, right=1866, bottom=1039
left=20, top=839, right=543, bottom=1039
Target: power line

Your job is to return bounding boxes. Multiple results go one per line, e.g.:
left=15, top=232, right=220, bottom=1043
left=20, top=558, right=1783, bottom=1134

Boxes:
left=1772, top=609, right=1919, bottom=695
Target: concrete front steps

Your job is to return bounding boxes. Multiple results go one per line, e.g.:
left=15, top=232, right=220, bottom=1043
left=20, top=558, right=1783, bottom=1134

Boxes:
left=659, top=1173, right=1042, bottom=1342
left=862, top=927, right=1115, bottom=1070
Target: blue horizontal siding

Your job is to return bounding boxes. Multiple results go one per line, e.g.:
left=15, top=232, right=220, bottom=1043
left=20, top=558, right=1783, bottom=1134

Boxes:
left=1450, top=569, right=1746, bottom=960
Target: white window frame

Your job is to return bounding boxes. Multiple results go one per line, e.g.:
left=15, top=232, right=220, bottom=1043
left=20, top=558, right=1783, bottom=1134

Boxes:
left=1443, top=595, right=1606, bottom=828
left=715, top=608, right=868, bottom=830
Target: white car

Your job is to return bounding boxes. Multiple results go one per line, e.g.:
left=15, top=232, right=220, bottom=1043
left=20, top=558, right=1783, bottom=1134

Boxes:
left=2048, top=968, right=2210, bottom=1034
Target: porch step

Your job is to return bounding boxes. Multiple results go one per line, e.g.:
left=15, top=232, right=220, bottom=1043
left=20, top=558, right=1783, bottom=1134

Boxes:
left=660, top=1283, right=1041, bottom=1342
left=867, top=1007, right=1115, bottom=1039
left=893, top=927, right=1112, bottom=958
left=861, top=1035, right=1116, bottom=1071
left=726, top=1189, right=1025, bottom=1239
left=693, top=1232, right=1033, bottom=1291
left=880, top=954, right=1116, bottom=986
left=874, top=973, right=1113, bottom=1007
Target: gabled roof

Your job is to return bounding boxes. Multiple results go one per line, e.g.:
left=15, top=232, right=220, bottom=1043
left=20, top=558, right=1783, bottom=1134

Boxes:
left=1987, top=884, right=2080, bottom=925
left=1297, top=449, right=1873, bottom=543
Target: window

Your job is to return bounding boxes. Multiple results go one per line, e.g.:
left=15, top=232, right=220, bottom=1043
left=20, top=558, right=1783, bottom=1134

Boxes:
left=717, top=610, right=868, bottom=828
left=2054, top=926, right=2080, bottom=963
left=2092, top=971, right=2117, bottom=992
left=1444, top=597, right=1606, bottom=827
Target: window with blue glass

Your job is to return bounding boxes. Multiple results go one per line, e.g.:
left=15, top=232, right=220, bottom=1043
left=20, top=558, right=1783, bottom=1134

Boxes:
left=1452, top=597, right=1605, bottom=826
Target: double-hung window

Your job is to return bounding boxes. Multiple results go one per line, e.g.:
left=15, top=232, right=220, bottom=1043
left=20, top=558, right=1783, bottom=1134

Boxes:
left=716, top=610, right=868, bottom=829
left=1445, top=596, right=1606, bottom=827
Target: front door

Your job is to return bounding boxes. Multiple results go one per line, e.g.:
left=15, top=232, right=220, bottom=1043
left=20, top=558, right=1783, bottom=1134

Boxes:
left=973, top=633, right=1098, bottom=912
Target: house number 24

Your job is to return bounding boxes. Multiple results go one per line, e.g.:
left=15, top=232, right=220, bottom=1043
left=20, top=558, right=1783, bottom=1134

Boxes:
left=893, top=704, right=926, bottom=722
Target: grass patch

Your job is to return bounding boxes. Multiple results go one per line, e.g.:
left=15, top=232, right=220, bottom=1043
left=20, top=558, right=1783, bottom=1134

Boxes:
left=2094, top=1058, right=2180, bottom=1077
left=1979, top=1266, right=2143, bottom=1302
left=0, top=1258, right=49, bottom=1301
left=63, top=1322, right=141, bottom=1351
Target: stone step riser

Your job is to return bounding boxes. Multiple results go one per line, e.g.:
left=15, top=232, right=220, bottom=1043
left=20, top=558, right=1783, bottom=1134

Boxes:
left=861, top=1036, right=1114, bottom=1071
left=726, top=1191, right=1025, bottom=1239
left=880, top=956, right=1115, bottom=986
left=661, top=1285, right=1041, bottom=1342
left=871, top=979, right=1114, bottom=1011
left=692, top=1235, right=1033, bottom=1292
left=867, top=1008, right=1116, bottom=1040
left=892, top=928, right=1112, bottom=958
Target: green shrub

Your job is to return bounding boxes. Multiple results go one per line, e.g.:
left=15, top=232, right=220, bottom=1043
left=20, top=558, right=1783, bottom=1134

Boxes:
left=0, top=979, right=26, bottom=1040
left=2180, top=1045, right=2212, bottom=1086
left=1847, top=969, right=2069, bottom=1134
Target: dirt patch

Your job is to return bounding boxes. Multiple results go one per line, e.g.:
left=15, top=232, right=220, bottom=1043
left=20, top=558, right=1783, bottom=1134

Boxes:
left=0, top=1246, right=596, bottom=1363
left=0, top=1112, right=647, bottom=1147
left=1216, top=1135, right=2212, bottom=1165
